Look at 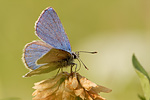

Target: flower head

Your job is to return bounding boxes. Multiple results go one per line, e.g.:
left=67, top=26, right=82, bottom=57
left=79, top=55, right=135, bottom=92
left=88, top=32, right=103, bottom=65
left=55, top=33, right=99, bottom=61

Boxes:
left=32, top=72, right=112, bottom=100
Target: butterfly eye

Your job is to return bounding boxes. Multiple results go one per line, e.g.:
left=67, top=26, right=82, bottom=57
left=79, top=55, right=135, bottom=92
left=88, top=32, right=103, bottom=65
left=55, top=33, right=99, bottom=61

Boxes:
left=72, top=52, right=78, bottom=59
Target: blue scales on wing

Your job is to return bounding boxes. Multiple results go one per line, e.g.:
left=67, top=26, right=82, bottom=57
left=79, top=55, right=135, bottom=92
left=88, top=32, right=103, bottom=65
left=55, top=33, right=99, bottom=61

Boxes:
left=23, top=40, right=52, bottom=70
left=35, top=7, right=71, bottom=53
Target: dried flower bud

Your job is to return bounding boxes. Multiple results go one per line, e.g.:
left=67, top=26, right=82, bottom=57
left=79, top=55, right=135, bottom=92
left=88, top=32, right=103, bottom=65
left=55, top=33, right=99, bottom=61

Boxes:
left=32, top=72, right=112, bottom=100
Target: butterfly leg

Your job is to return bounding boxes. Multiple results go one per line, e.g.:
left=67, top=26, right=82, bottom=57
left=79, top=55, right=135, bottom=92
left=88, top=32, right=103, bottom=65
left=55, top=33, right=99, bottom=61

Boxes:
left=74, top=63, right=78, bottom=73
left=70, top=63, right=77, bottom=73
left=70, top=64, right=73, bottom=74
left=70, top=63, right=74, bottom=74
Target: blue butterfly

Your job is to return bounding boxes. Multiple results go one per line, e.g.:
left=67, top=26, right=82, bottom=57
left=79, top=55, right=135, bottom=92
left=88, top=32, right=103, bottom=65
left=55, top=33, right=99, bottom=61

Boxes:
left=22, top=7, right=96, bottom=77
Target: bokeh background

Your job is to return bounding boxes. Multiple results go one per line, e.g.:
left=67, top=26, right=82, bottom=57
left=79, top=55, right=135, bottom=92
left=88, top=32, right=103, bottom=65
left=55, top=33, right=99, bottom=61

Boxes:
left=0, top=0, right=150, bottom=100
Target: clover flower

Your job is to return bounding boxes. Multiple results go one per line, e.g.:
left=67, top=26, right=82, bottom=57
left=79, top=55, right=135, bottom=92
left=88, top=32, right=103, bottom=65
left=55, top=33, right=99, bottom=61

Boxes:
left=32, top=72, right=112, bottom=100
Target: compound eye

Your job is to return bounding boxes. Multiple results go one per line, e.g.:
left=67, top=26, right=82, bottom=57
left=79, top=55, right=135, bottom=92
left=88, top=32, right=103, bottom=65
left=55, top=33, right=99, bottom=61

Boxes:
left=74, top=54, right=77, bottom=59
left=72, top=53, right=77, bottom=59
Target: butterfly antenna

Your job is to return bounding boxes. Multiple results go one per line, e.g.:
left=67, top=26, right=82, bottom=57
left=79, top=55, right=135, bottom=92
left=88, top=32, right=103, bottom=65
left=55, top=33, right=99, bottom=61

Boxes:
left=75, top=51, right=97, bottom=70
left=76, top=51, right=97, bottom=54
left=77, top=57, right=89, bottom=70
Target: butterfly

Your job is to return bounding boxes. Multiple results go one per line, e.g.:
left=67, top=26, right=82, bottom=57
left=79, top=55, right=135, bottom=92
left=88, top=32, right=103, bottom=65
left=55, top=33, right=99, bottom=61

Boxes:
left=22, top=7, right=97, bottom=77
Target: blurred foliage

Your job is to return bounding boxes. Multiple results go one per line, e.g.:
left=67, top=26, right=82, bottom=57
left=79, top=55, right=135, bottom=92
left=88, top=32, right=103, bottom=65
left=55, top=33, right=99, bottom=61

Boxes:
left=138, top=95, right=146, bottom=100
left=132, top=54, right=150, bottom=100
left=0, top=0, right=150, bottom=100
left=132, top=54, right=150, bottom=81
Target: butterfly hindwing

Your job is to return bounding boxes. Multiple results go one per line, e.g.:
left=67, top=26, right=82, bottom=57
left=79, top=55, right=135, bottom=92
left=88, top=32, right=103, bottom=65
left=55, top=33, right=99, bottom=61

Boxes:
left=24, top=49, right=72, bottom=77
left=35, top=7, right=71, bottom=52
left=23, top=40, right=52, bottom=70
left=23, top=62, right=61, bottom=77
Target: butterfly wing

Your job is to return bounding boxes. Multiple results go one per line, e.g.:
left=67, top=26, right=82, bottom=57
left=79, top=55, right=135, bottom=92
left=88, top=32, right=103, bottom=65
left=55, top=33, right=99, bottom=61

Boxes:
left=35, top=7, right=71, bottom=52
left=23, top=62, right=62, bottom=77
left=36, top=48, right=72, bottom=64
left=23, top=48, right=72, bottom=77
left=22, top=40, right=52, bottom=70
left=23, top=7, right=73, bottom=77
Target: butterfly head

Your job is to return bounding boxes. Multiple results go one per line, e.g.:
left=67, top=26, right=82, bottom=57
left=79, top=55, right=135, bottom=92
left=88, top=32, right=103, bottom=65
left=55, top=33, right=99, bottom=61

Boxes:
left=72, top=52, right=79, bottom=59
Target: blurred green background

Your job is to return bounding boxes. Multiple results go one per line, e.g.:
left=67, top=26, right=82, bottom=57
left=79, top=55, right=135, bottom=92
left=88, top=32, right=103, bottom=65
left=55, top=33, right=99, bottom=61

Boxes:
left=0, top=0, right=150, bottom=100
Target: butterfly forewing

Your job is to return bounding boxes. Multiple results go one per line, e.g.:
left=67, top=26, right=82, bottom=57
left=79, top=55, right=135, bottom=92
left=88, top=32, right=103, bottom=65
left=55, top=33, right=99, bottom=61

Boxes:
left=35, top=7, right=71, bottom=52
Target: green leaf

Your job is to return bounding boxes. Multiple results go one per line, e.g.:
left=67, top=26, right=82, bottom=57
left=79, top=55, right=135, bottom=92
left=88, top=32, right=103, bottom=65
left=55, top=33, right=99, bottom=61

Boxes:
left=132, top=54, right=150, bottom=100
left=132, top=54, right=150, bottom=80
left=138, top=94, right=146, bottom=100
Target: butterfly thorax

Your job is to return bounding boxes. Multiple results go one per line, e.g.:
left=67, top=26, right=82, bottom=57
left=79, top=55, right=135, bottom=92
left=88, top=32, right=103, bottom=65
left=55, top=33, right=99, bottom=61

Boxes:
left=60, top=51, right=79, bottom=67
left=61, top=56, right=73, bottom=67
